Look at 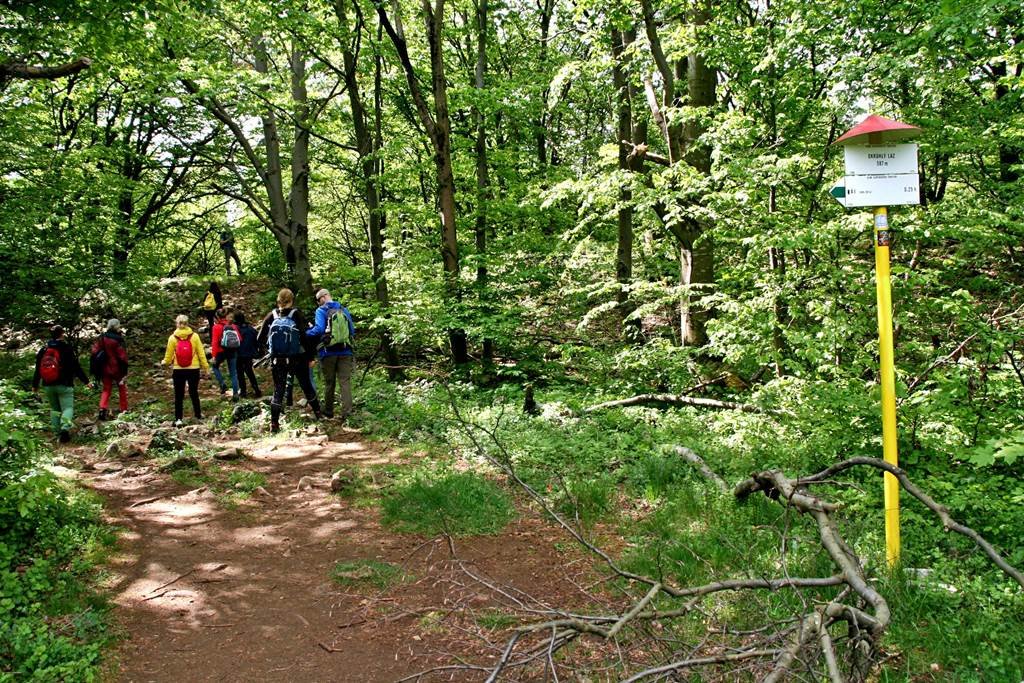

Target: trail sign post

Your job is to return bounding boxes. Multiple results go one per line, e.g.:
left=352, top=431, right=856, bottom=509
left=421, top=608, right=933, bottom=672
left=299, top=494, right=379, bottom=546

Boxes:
left=832, top=114, right=921, bottom=567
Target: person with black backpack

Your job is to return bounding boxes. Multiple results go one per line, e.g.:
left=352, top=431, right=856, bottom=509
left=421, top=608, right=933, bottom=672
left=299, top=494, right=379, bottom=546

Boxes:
left=32, top=325, right=92, bottom=443
left=211, top=308, right=241, bottom=402
left=90, top=318, right=129, bottom=421
left=256, top=288, right=322, bottom=433
left=306, top=288, right=355, bottom=420
left=234, top=312, right=261, bottom=398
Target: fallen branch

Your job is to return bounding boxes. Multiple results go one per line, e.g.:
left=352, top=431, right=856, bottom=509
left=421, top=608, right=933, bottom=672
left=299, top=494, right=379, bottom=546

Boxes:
left=671, top=446, right=728, bottom=492
left=317, top=641, right=343, bottom=653
left=797, top=456, right=1024, bottom=589
left=439, top=382, right=1024, bottom=681
left=620, top=649, right=776, bottom=683
left=584, top=393, right=791, bottom=418
left=145, top=569, right=196, bottom=595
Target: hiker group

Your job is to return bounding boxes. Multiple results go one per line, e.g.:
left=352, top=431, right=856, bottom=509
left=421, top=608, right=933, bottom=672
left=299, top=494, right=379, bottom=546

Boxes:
left=33, top=282, right=355, bottom=442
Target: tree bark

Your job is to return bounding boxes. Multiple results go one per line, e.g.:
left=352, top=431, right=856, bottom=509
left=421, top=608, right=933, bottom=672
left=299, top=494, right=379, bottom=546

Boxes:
left=611, top=28, right=634, bottom=321
left=336, top=0, right=403, bottom=379
left=288, top=42, right=314, bottom=300
left=474, top=0, right=493, bottom=362
left=0, top=57, right=91, bottom=85
left=375, top=0, right=469, bottom=364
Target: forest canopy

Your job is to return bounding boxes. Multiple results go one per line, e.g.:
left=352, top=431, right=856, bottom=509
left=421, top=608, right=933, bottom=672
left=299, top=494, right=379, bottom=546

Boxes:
left=1, top=0, right=1023, bottom=680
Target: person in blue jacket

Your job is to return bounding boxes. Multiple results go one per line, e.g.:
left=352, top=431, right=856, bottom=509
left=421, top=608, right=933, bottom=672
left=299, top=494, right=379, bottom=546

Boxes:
left=306, top=288, right=355, bottom=420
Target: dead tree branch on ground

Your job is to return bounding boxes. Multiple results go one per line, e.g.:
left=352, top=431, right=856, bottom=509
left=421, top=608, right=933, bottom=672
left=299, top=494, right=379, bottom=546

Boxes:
left=418, top=384, right=1022, bottom=681
left=584, top=393, right=792, bottom=418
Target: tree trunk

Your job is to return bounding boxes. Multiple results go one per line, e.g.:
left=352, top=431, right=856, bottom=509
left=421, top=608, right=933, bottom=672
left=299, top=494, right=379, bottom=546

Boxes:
left=474, top=0, right=493, bottom=362
left=679, top=6, right=716, bottom=347
left=535, top=0, right=555, bottom=168
left=639, top=1, right=717, bottom=348
left=288, top=42, right=314, bottom=301
left=336, top=0, right=402, bottom=379
left=611, top=27, right=634, bottom=329
left=376, top=0, right=468, bottom=364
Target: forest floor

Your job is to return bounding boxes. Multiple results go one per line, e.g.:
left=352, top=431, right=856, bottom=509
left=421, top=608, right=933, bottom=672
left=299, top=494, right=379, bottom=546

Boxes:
left=61, top=387, right=602, bottom=683
left=46, top=283, right=608, bottom=682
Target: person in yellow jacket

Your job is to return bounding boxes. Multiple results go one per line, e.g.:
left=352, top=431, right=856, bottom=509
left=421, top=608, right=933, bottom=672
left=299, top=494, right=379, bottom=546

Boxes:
left=162, top=314, right=211, bottom=427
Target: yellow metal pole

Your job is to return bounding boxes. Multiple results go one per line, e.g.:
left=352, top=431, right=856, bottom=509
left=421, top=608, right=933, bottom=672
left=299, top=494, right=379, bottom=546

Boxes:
left=873, top=206, right=901, bottom=567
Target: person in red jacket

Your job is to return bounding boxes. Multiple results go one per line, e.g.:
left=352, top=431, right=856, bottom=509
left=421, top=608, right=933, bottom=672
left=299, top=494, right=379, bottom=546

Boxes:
left=210, top=308, right=240, bottom=401
left=92, top=318, right=129, bottom=420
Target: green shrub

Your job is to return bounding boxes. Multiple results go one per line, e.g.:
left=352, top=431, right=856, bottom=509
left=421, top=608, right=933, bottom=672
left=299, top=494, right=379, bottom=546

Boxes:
left=0, top=474, right=113, bottom=679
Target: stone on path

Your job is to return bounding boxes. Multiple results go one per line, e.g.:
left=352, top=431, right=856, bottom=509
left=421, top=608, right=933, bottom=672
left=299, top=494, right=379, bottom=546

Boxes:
left=158, top=456, right=199, bottom=473
left=213, top=446, right=246, bottom=461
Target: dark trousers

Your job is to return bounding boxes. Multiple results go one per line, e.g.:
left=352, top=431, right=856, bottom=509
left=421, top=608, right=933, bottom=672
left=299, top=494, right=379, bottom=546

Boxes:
left=271, top=356, right=320, bottom=424
left=238, top=357, right=260, bottom=396
left=224, top=248, right=242, bottom=275
left=172, top=369, right=202, bottom=420
left=203, top=310, right=216, bottom=330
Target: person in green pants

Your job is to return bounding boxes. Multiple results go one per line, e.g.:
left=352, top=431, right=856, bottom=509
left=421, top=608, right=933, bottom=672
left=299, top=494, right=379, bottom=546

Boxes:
left=33, top=325, right=92, bottom=443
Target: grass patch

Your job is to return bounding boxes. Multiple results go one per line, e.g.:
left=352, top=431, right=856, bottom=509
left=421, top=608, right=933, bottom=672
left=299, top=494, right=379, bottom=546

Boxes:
left=331, top=559, right=409, bottom=589
left=170, top=468, right=208, bottom=488
left=226, top=471, right=267, bottom=494
left=381, top=471, right=515, bottom=537
left=475, top=609, right=517, bottom=630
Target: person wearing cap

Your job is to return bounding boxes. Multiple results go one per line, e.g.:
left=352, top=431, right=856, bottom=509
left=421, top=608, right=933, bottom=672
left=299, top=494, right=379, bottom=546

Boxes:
left=306, top=288, right=355, bottom=420
left=32, top=325, right=92, bottom=443
left=91, top=318, right=129, bottom=421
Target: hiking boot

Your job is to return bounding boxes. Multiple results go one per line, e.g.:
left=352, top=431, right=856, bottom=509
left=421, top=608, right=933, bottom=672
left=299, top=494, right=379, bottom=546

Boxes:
left=174, top=419, right=184, bottom=428
left=270, top=420, right=280, bottom=434
left=231, top=394, right=239, bottom=403
left=59, top=430, right=71, bottom=443
left=98, top=408, right=109, bottom=421
left=254, top=391, right=262, bottom=398
left=219, top=386, right=227, bottom=396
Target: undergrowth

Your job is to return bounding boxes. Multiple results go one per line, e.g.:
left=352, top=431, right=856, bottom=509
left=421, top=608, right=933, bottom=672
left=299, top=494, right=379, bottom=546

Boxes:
left=0, top=382, right=115, bottom=681
left=351, top=369, right=1024, bottom=679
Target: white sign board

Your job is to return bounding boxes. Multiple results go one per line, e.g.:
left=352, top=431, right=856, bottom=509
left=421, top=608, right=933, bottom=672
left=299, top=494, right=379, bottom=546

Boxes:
left=844, top=143, right=918, bottom=176
left=843, top=174, right=919, bottom=207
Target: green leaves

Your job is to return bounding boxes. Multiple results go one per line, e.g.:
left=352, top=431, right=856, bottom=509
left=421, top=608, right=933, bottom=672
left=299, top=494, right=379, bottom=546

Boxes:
left=969, top=431, right=1024, bottom=467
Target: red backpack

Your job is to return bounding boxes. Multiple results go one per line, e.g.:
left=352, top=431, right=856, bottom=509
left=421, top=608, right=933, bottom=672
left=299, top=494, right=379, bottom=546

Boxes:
left=174, top=335, right=194, bottom=367
left=39, top=345, right=62, bottom=384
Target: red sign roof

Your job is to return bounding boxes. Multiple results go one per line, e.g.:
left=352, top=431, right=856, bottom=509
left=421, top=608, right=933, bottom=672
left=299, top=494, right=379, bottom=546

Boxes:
left=834, top=114, right=921, bottom=145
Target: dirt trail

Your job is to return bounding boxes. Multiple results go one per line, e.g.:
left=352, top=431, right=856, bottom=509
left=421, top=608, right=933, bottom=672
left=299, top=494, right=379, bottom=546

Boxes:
left=54, top=279, right=600, bottom=681
left=76, top=417, right=594, bottom=682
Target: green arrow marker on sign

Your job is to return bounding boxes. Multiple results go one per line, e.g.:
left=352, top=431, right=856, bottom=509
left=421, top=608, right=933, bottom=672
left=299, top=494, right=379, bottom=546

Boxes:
left=829, top=180, right=847, bottom=207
